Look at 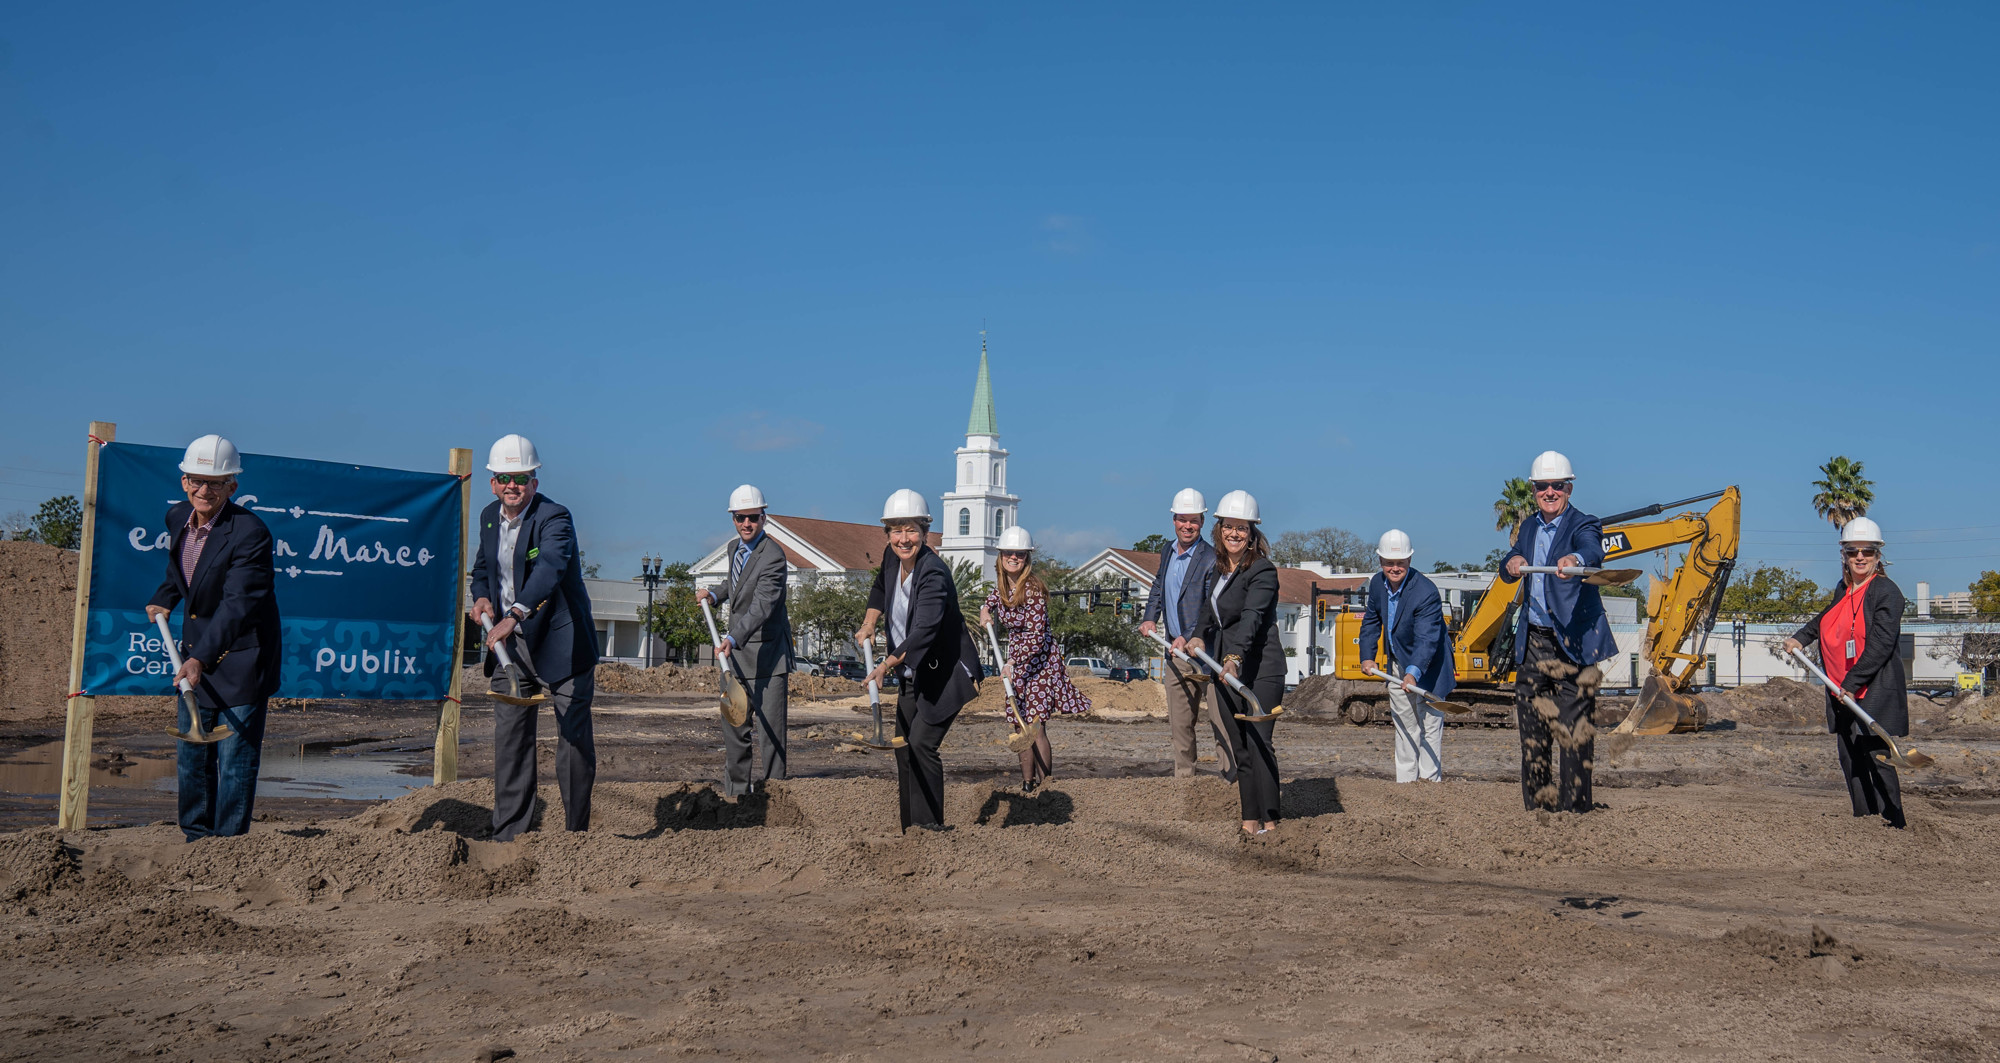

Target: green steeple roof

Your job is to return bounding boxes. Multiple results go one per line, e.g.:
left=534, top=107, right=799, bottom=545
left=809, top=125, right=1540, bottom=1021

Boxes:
left=966, top=336, right=998, bottom=436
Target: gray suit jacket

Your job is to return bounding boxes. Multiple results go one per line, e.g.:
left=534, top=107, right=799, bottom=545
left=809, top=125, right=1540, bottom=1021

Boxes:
left=712, top=533, right=793, bottom=677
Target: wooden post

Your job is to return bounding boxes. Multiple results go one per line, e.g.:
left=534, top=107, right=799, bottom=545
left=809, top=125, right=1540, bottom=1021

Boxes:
left=433, top=447, right=473, bottom=785
left=57, top=421, right=115, bottom=829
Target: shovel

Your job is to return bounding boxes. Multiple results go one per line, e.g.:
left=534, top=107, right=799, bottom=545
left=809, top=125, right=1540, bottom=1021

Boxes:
left=700, top=599, right=752, bottom=728
left=985, top=621, right=1039, bottom=754
left=480, top=616, right=550, bottom=708
left=1516, top=565, right=1644, bottom=588
left=1176, top=637, right=1281, bottom=723
left=1363, top=665, right=1475, bottom=715
left=850, top=640, right=905, bottom=751
left=1788, top=647, right=1934, bottom=770
left=157, top=614, right=232, bottom=744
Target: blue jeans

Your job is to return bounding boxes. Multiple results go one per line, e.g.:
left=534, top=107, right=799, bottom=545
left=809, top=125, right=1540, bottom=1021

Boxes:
left=176, top=698, right=268, bottom=841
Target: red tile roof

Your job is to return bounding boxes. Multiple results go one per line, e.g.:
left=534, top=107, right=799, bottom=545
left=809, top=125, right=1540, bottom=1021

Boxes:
left=766, top=514, right=942, bottom=573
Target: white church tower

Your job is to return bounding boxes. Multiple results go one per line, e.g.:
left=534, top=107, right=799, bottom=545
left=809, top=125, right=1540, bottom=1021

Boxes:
left=940, top=335, right=1019, bottom=582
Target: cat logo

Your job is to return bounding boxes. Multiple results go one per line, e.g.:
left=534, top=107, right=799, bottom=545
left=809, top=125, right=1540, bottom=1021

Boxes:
left=1601, top=531, right=1629, bottom=556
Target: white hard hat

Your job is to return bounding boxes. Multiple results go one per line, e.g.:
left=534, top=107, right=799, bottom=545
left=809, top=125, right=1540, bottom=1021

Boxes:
left=727, top=484, right=767, bottom=512
left=1376, top=529, right=1414, bottom=560
left=1840, top=517, right=1883, bottom=544
left=881, top=488, right=931, bottom=523
left=1170, top=488, right=1208, bottom=516
left=179, top=435, right=242, bottom=477
left=997, top=526, right=1033, bottom=552
left=1213, top=490, right=1260, bottom=523
left=1529, top=450, right=1575, bottom=481
left=486, top=434, right=542, bottom=474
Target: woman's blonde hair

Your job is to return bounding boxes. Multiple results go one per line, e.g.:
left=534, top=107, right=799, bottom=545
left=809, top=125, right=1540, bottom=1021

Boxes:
left=1212, top=521, right=1270, bottom=574
left=996, top=553, right=1046, bottom=608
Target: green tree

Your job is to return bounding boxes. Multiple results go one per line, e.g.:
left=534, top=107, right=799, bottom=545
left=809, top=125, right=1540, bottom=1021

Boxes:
left=1493, top=478, right=1535, bottom=536
left=641, top=561, right=707, bottom=664
left=1132, top=533, right=1169, bottom=553
left=1970, top=571, right=2000, bottom=614
left=789, top=573, right=871, bottom=658
left=1810, top=456, right=1874, bottom=531
left=950, top=558, right=991, bottom=633
left=1719, top=564, right=1826, bottom=619
left=27, top=495, right=82, bottom=550
left=1031, top=559, right=1149, bottom=662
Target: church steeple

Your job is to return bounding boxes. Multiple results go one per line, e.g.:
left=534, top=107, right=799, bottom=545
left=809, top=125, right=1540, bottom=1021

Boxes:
left=967, top=332, right=999, bottom=437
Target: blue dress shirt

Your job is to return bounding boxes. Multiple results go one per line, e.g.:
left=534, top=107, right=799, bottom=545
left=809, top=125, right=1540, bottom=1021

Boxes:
left=1161, top=541, right=1196, bottom=639
left=1527, top=511, right=1559, bottom=629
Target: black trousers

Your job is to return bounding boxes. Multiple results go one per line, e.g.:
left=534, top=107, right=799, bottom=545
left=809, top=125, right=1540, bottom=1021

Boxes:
left=722, top=669, right=788, bottom=796
left=1515, top=627, right=1594, bottom=813
left=1837, top=730, right=1905, bottom=827
left=491, top=659, right=596, bottom=842
left=894, top=688, right=957, bottom=830
left=1218, top=674, right=1282, bottom=823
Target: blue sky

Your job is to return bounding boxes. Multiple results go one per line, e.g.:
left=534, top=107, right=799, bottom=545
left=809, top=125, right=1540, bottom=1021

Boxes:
left=3, top=4, right=1995, bottom=591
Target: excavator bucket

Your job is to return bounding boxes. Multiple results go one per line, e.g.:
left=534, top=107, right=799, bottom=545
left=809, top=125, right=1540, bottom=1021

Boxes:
left=1617, top=675, right=1707, bottom=735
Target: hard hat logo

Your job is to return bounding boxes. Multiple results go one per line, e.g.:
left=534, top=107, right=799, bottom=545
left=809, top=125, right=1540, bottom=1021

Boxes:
left=179, top=434, right=243, bottom=477
left=1170, top=488, right=1208, bottom=516
left=1213, top=490, right=1260, bottom=523
left=487, top=434, right=542, bottom=474
left=1529, top=451, right=1575, bottom=482
left=1377, top=529, right=1414, bottom=560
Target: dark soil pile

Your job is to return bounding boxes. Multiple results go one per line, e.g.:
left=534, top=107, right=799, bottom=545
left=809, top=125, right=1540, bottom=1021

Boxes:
left=1699, top=677, right=1829, bottom=728
left=0, top=540, right=79, bottom=719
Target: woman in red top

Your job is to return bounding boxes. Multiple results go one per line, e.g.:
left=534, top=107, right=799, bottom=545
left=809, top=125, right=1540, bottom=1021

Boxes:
left=980, top=527, right=1091, bottom=790
left=1783, top=517, right=1909, bottom=828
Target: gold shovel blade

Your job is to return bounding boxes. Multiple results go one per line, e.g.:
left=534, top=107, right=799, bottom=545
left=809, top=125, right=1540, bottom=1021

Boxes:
left=1424, top=696, right=1477, bottom=716
left=1583, top=568, right=1645, bottom=587
left=168, top=723, right=234, bottom=745
left=718, top=670, right=751, bottom=728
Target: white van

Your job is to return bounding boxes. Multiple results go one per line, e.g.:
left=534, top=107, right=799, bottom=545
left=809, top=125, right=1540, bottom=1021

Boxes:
left=1066, top=657, right=1111, bottom=678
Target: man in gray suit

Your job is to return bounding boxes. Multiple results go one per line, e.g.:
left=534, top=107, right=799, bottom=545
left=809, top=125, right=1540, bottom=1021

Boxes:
left=696, top=484, right=793, bottom=795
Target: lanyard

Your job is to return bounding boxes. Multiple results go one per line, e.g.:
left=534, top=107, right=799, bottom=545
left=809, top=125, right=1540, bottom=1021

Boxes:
left=1840, top=575, right=1874, bottom=659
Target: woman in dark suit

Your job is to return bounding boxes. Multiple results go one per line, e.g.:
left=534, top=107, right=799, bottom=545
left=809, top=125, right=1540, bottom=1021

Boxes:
left=1193, top=490, right=1286, bottom=835
left=857, top=489, right=983, bottom=833
left=1783, top=517, right=1909, bottom=829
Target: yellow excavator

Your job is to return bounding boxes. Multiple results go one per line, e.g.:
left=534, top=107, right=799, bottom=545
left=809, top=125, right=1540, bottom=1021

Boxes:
left=1319, top=487, right=1740, bottom=734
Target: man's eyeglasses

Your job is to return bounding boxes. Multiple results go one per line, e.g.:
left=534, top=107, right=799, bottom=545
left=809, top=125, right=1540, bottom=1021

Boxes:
left=182, top=477, right=231, bottom=495
left=1531, top=480, right=1572, bottom=494
left=1842, top=546, right=1879, bottom=558
left=492, top=473, right=533, bottom=486
left=732, top=513, right=764, bottom=524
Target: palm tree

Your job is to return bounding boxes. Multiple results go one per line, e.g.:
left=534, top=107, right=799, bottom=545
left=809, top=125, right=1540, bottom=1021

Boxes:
left=1493, top=477, right=1536, bottom=536
left=1811, top=456, right=1874, bottom=530
left=949, top=558, right=991, bottom=634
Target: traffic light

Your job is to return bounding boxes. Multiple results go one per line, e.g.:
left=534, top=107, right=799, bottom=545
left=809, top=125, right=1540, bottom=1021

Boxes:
left=1314, top=598, right=1327, bottom=622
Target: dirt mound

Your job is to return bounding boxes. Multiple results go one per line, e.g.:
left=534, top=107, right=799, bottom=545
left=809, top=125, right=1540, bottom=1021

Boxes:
left=960, top=675, right=1165, bottom=720
left=0, top=828, right=81, bottom=900
left=9, top=899, right=319, bottom=961
left=790, top=671, right=862, bottom=699
left=1947, top=694, right=2000, bottom=726
left=1699, top=677, right=1828, bottom=728
left=0, top=540, right=80, bottom=718
left=592, top=662, right=716, bottom=694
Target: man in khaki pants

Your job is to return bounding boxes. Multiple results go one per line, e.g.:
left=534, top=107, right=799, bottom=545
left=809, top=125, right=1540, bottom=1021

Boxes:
left=1139, top=488, right=1236, bottom=780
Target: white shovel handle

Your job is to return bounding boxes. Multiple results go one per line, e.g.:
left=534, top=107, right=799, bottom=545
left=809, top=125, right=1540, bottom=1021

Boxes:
left=984, top=621, right=1018, bottom=703
left=1144, top=627, right=1196, bottom=667
left=1518, top=565, right=1597, bottom=576
left=699, top=598, right=734, bottom=676
left=479, top=615, right=517, bottom=670
left=1180, top=641, right=1255, bottom=701
left=154, top=614, right=194, bottom=694
left=1788, top=646, right=1883, bottom=730
left=860, top=638, right=880, bottom=705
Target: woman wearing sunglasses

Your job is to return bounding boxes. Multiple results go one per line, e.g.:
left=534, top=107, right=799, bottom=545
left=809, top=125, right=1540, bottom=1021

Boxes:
left=979, top=527, right=1091, bottom=790
left=1782, top=517, right=1909, bottom=828
left=1194, top=490, right=1285, bottom=836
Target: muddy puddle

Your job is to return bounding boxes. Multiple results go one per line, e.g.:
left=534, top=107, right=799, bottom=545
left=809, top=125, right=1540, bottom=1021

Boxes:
left=0, top=741, right=431, bottom=828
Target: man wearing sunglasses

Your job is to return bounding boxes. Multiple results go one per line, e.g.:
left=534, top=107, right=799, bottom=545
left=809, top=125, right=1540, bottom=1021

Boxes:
left=695, top=485, right=793, bottom=796
left=469, top=433, right=600, bottom=841
left=1500, top=450, right=1615, bottom=813
left=144, top=434, right=283, bottom=841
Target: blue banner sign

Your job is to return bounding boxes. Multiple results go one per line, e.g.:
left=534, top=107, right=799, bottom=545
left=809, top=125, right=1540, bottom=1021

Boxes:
left=82, top=443, right=463, bottom=700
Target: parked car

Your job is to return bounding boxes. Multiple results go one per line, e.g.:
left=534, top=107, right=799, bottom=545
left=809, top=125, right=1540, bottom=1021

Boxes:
left=1066, top=657, right=1112, bottom=679
left=1107, top=666, right=1149, bottom=683
left=794, top=659, right=823, bottom=676
left=822, top=657, right=867, bottom=681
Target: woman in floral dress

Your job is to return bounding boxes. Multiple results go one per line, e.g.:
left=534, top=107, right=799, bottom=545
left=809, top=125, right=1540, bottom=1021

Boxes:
left=980, top=527, right=1091, bottom=789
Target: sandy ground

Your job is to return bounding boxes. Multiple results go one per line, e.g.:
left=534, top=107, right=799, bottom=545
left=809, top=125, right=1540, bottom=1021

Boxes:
left=7, top=688, right=2000, bottom=1062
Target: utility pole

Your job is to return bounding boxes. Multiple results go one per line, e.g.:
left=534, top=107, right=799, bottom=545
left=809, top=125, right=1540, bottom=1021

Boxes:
left=1732, top=617, right=1746, bottom=687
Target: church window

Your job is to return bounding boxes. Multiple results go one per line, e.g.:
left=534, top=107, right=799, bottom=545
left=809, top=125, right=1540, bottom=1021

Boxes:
left=964, top=462, right=973, bottom=484
left=958, top=508, right=970, bottom=536
left=992, top=461, right=1001, bottom=485
left=994, top=510, right=1005, bottom=536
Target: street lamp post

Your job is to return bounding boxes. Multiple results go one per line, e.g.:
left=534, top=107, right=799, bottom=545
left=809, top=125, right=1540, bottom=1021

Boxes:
left=637, top=555, right=665, bottom=667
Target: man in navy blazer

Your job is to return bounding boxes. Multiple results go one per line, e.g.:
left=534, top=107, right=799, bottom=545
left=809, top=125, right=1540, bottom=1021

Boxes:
left=145, top=434, right=283, bottom=842
left=1500, top=450, right=1616, bottom=812
left=469, top=434, right=600, bottom=841
left=1357, top=530, right=1455, bottom=782
left=1138, top=489, right=1235, bottom=780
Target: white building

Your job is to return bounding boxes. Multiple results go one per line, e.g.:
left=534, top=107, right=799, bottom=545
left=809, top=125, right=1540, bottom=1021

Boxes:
left=939, top=336, right=1018, bottom=583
